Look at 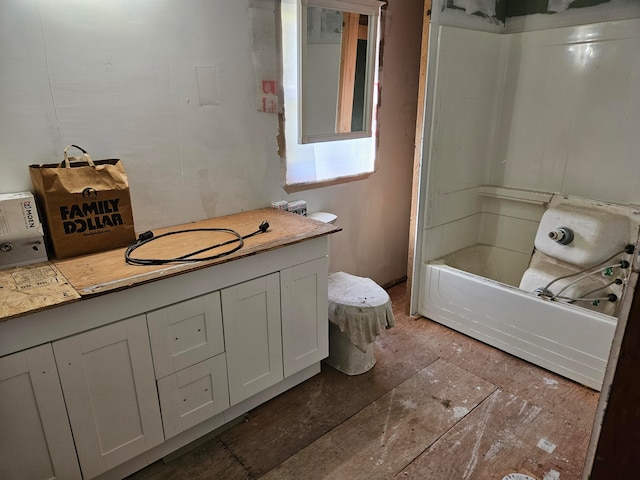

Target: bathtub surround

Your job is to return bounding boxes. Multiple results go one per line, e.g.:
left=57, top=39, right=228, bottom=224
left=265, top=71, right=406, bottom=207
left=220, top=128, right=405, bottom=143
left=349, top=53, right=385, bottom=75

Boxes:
left=411, top=4, right=640, bottom=391
left=420, top=19, right=640, bottom=218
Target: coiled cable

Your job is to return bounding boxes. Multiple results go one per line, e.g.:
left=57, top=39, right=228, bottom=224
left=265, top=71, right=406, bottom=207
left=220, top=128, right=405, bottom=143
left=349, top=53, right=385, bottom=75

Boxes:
left=125, top=220, right=270, bottom=266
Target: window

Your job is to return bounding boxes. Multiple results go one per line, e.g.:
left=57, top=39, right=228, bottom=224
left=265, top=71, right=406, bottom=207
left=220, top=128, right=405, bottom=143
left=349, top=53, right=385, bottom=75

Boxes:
left=281, top=0, right=382, bottom=188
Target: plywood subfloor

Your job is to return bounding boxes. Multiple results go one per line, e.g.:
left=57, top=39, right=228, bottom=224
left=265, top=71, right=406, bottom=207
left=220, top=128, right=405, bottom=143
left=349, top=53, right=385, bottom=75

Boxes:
left=128, top=283, right=599, bottom=480
left=0, top=263, right=80, bottom=320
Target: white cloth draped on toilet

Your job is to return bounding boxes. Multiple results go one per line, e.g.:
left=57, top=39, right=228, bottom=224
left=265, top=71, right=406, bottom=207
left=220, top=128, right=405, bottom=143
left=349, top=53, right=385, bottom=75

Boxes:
left=328, top=272, right=395, bottom=352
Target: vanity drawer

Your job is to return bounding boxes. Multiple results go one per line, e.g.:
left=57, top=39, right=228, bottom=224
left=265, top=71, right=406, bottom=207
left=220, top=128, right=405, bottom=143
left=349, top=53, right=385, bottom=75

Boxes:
left=157, top=354, right=230, bottom=439
left=147, top=292, right=225, bottom=379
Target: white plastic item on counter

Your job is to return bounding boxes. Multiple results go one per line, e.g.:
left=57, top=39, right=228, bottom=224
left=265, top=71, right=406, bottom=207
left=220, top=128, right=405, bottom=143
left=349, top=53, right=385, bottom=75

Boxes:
left=308, top=212, right=337, bottom=224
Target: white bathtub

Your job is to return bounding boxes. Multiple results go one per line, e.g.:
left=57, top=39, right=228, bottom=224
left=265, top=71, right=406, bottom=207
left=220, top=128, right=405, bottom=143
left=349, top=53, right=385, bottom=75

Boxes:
left=417, top=187, right=640, bottom=390
left=420, top=257, right=617, bottom=390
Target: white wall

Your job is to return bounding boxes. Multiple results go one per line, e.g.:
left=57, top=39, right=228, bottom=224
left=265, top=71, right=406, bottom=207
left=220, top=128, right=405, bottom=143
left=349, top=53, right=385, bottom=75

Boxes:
left=420, top=26, right=508, bottom=261
left=492, top=18, right=640, bottom=205
left=0, top=0, right=282, bottom=230
left=0, top=0, right=422, bottom=287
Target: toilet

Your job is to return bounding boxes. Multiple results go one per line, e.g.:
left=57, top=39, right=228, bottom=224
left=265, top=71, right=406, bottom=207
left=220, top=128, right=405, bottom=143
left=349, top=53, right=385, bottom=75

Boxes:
left=325, top=272, right=395, bottom=375
left=308, top=211, right=395, bottom=375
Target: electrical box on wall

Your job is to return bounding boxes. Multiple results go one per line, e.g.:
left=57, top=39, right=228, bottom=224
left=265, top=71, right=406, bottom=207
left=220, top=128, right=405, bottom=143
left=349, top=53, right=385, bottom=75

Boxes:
left=0, top=192, right=48, bottom=269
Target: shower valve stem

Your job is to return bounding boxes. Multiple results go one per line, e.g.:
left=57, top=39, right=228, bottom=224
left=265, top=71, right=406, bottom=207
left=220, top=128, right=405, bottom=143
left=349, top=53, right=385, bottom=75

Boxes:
left=548, top=226, right=574, bottom=245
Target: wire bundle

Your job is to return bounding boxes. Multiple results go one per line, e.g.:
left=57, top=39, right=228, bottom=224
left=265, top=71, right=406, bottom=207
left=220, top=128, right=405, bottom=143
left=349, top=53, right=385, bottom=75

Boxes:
left=125, top=221, right=270, bottom=266
left=536, top=245, right=634, bottom=305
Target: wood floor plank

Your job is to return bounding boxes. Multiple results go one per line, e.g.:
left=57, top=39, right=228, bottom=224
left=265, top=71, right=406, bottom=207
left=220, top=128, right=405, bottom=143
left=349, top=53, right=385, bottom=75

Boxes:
left=492, top=362, right=599, bottom=420
left=434, top=327, right=530, bottom=385
left=219, top=356, right=442, bottom=477
left=386, top=285, right=530, bottom=388
left=395, top=389, right=593, bottom=480
left=259, top=359, right=496, bottom=480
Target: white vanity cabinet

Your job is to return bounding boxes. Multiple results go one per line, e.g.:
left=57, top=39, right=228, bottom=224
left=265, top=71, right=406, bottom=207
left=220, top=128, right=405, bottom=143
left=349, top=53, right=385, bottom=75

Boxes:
left=0, top=344, right=82, bottom=480
left=220, top=258, right=329, bottom=405
left=149, top=259, right=329, bottom=432
left=0, top=209, right=339, bottom=480
left=52, top=315, right=164, bottom=480
left=157, top=354, right=230, bottom=439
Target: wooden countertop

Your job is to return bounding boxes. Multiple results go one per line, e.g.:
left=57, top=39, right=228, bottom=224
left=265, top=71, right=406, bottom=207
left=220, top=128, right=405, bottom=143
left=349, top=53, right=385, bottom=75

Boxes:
left=0, top=208, right=341, bottom=322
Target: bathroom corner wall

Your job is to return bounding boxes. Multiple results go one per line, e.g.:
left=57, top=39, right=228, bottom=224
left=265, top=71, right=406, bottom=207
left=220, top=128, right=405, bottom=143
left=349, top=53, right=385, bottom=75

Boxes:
left=420, top=26, right=508, bottom=261
left=491, top=18, right=640, bottom=205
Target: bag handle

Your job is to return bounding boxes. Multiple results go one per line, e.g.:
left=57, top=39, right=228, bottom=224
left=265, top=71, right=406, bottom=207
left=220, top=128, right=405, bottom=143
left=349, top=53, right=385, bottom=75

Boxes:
left=62, top=144, right=95, bottom=168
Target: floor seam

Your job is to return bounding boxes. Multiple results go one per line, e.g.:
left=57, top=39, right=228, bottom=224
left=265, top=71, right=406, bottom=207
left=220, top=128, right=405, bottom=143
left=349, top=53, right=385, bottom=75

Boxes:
left=218, top=436, right=255, bottom=479
left=392, top=385, right=501, bottom=478
left=253, top=358, right=445, bottom=478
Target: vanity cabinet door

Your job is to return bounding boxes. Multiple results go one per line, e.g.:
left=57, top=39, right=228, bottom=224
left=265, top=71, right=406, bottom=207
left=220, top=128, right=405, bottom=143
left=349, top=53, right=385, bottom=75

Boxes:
left=53, top=315, right=164, bottom=479
left=222, top=273, right=283, bottom=405
left=0, top=344, right=82, bottom=480
left=281, top=257, right=329, bottom=377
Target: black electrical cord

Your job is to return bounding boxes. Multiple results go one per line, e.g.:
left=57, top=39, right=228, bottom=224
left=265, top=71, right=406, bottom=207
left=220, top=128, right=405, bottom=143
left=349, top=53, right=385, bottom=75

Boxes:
left=125, top=220, right=270, bottom=265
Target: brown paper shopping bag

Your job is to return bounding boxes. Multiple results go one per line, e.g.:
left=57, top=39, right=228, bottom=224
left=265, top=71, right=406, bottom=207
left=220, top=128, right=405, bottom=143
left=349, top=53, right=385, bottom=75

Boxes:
left=29, top=145, right=136, bottom=259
